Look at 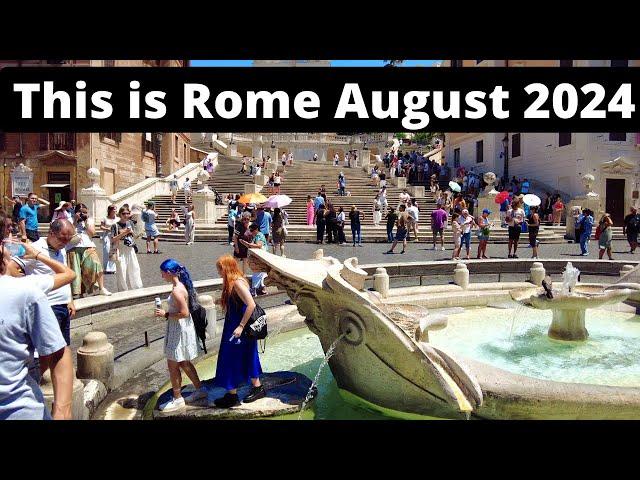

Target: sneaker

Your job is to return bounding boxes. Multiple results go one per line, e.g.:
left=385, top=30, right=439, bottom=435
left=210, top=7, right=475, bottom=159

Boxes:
left=160, top=396, right=186, bottom=412
left=513, top=254, right=518, bottom=259
left=184, top=388, right=208, bottom=404
left=243, top=385, right=266, bottom=403
left=508, top=254, right=513, bottom=258
left=99, top=288, right=112, bottom=296
left=358, top=243, right=364, bottom=247
left=441, top=246, right=446, bottom=251
left=213, top=392, right=240, bottom=408
left=385, top=250, right=394, bottom=254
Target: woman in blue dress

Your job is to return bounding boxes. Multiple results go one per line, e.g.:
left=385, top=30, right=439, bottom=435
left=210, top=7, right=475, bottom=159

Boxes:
left=213, top=254, right=264, bottom=407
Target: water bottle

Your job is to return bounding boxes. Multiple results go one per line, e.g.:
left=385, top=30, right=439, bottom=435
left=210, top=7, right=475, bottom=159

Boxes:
left=3, top=241, right=26, bottom=258
left=154, top=297, right=162, bottom=311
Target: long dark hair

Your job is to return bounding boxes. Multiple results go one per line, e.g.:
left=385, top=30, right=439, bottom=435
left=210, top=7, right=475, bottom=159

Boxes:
left=160, top=259, right=197, bottom=308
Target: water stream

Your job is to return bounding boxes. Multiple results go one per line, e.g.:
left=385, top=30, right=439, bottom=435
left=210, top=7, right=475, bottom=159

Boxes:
left=297, top=332, right=346, bottom=419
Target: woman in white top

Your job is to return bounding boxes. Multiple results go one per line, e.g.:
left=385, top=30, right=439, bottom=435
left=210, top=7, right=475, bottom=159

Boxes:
left=184, top=204, right=196, bottom=245
left=68, top=203, right=111, bottom=297
left=274, top=173, right=282, bottom=194
left=51, top=201, right=72, bottom=223
left=111, top=206, right=143, bottom=292
left=154, top=259, right=206, bottom=413
left=183, top=178, right=192, bottom=203
left=373, top=194, right=382, bottom=226
left=288, top=152, right=294, bottom=166
left=100, top=205, right=118, bottom=273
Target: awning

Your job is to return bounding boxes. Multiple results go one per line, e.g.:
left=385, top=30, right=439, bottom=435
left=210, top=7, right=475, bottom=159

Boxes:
left=40, top=184, right=70, bottom=188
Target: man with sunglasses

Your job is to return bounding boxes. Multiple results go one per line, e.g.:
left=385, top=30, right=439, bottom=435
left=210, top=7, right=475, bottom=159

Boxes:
left=19, top=192, right=43, bottom=242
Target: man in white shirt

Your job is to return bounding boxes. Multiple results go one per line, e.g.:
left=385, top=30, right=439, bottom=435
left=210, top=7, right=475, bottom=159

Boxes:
left=183, top=177, right=192, bottom=203
left=398, top=189, right=411, bottom=209
left=506, top=200, right=525, bottom=258
left=407, top=200, right=420, bottom=241
left=22, top=220, right=77, bottom=350
left=457, top=209, right=477, bottom=260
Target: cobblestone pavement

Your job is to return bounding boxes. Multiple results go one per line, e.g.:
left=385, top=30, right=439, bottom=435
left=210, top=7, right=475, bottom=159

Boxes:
left=99, top=238, right=639, bottom=291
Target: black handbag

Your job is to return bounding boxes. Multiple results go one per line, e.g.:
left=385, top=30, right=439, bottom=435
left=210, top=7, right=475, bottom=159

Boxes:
left=242, top=302, right=268, bottom=340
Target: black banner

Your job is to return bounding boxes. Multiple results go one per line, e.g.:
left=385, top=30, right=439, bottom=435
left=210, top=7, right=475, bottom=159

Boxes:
left=0, top=66, right=638, bottom=132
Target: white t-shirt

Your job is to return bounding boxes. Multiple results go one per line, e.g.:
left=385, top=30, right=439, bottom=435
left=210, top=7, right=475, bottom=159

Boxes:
left=183, top=180, right=191, bottom=191
left=507, top=208, right=525, bottom=227
left=399, top=192, right=410, bottom=205
left=457, top=215, right=474, bottom=234
left=407, top=205, right=419, bottom=222
left=22, top=237, right=72, bottom=306
left=75, top=218, right=97, bottom=248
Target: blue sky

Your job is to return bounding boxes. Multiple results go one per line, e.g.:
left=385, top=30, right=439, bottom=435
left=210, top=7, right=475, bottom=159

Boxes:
left=191, top=60, right=440, bottom=67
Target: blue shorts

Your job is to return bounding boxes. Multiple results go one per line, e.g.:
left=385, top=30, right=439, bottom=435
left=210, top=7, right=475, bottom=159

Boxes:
left=461, top=232, right=471, bottom=249
left=395, top=228, right=408, bottom=241
left=51, top=304, right=71, bottom=346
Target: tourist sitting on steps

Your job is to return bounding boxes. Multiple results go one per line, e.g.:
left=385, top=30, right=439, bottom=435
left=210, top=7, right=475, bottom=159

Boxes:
left=213, top=255, right=265, bottom=408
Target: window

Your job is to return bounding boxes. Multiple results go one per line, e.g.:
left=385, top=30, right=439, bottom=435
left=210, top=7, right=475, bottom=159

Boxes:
left=611, top=60, right=628, bottom=67
left=453, top=148, right=460, bottom=168
left=0, top=132, right=5, bottom=150
left=476, top=141, right=483, bottom=163
left=40, top=133, right=75, bottom=150
left=609, top=132, right=627, bottom=141
left=559, top=132, right=572, bottom=147
left=143, top=133, right=153, bottom=154
left=511, top=133, right=521, bottom=157
left=183, top=143, right=187, bottom=162
left=103, top=60, right=115, bottom=67
left=100, top=132, right=122, bottom=143
left=559, top=60, right=573, bottom=67
left=451, top=60, right=463, bottom=68
left=174, top=135, right=179, bottom=158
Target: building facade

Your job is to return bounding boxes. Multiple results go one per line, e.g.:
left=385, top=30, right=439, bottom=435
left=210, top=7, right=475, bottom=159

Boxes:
left=442, top=60, right=640, bottom=224
left=0, top=60, right=191, bottom=218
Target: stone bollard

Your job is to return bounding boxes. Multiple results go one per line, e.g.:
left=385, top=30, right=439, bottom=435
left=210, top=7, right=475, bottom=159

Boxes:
left=620, top=264, right=635, bottom=277
left=373, top=267, right=390, bottom=298
left=76, top=332, right=114, bottom=387
left=40, top=369, right=88, bottom=420
left=453, top=263, right=470, bottom=289
left=530, top=262, right=546, bottom=286
left=197, top=294, right=218, bottom=341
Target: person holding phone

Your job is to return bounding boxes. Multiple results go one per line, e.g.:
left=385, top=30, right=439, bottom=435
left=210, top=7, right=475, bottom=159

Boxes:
left=111, top=206, right=143, bottom=292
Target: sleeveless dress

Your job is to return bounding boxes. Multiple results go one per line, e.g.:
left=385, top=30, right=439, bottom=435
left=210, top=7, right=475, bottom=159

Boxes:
left=164, top=290, right=199, bottom=362
left=306, top=201, right=315, bottom=225
left=213, top=290, right=263, bottom=390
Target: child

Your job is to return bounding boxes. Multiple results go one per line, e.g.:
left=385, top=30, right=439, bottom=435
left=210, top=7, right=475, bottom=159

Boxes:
left=451, top=212, right=462, bottom=260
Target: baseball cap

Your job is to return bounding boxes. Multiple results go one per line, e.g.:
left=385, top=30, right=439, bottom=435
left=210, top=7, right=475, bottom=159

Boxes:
left=482, top=208, right=492, bottom=215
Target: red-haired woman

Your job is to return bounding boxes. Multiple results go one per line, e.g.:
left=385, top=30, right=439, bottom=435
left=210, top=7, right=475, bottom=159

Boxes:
left=212, top=254, right=264, bottom=408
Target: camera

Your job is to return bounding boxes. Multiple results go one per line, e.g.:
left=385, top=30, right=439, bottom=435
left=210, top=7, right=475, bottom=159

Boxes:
left=78, top=213, right=88, bottom=222
left=123, top=235, right=139, bottom=253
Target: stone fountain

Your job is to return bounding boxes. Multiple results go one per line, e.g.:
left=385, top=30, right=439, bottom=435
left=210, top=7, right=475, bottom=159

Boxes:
left=522, top=263, right=634, bottom=341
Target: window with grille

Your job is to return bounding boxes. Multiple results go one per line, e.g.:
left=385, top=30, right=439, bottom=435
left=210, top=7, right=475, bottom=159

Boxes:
left=174, top=135, right=179, bottom=158
left=39, top=133, right=75, bottom=150
left=609, top=132, right=627, bottom=141
left=451, top=60, right=463, bottom=68
left=103, top=60, right=115, bottom=67
left=476, top=141, right=483, bottom=163
left=559, top=60, right=573, bottom=67
left=0, top=132, right=5, bottom=150
left=511, top=133, right=521, bottom=157
left=100, top=132, right=122, bottom=143
left=559, top=132, right=572, bottom=147
left=454, top=148, right=460, bottom=167
left=143, top=133, right=153, bottom=154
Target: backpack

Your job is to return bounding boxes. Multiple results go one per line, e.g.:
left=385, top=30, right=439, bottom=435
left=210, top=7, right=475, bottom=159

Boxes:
left=628, top=215, right=640, bottom=232
left=188, top=295, right=208, bottom=354
left=141, top=210, right=150, bottom=223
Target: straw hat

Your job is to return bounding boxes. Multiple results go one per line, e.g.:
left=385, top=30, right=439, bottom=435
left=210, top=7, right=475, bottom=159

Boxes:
left=55, top=200, right=70, bottom=211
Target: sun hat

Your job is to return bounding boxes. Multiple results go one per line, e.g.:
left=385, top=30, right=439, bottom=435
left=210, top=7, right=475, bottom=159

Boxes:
left=55, top=200, right=70, bottom=211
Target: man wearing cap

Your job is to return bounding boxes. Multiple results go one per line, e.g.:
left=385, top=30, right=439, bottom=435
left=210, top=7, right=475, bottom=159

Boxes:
left=457, top=209, right=477, bottom=260
left=623, top=206, right=640, bottom=254
left=477, top=208, right=493, bottom=259
left=431, top=203, right=448, bottom=251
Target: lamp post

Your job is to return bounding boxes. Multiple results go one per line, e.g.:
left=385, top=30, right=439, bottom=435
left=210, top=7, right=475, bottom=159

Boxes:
left=155, top=132, right=164, bottom=177
left=502, top=134, right=509, bottom=184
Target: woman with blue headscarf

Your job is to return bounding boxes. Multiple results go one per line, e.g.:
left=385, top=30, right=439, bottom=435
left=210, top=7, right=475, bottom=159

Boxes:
left=154, top=259, right=206, bottom=412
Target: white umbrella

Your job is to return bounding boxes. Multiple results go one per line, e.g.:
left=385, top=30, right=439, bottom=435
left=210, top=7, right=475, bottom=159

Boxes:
left=263, top=194, right=292, bottom=208
left=448, top=181, right=461, bottom=193
left=523, top=194, right=541, bottom=207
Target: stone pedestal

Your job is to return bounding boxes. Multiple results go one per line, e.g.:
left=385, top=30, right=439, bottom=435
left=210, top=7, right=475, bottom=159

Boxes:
left=76, top=332, right=114, bottom=387
left=408, top=186, right=425, bottom=198
left=229, top=143, right=238, bottom=157
left=253, top=143, right=263, bottom=160
left=566, top=194, right=602, bottom=239
left=269, top=147, right=278, bottom=164
left=373, top=267, right=390, bottom=298
left=360, top=150, right=371, bottom=168
left=530, top=262, right=546, bottom=286
left=395, top=177, right=407, bottom=189
left=197, top=294, right=218, bottom=340
left=192, top=188, right=217, bottom=223
left=548, top=309, right=588, bottom=341
left=244, top=183, right=263, bottom=194
left=79, top=167, right=110, bottom=223
left=254, top=174, right=268, bottom=186
left=453, top=263, right=469, bottom=289
left=476, top=194, right=500, bottom=225
left=40, top=369, right=88, bottom=420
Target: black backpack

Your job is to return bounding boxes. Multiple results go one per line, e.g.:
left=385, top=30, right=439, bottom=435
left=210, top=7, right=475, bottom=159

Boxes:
left=628, top=214, right=640, bottom=232
left=188, top=295, right=208, bottom=354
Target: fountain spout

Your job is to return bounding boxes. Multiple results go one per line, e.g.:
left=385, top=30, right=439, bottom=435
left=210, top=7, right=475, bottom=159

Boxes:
left=561, top=262, right=580, bottom=295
